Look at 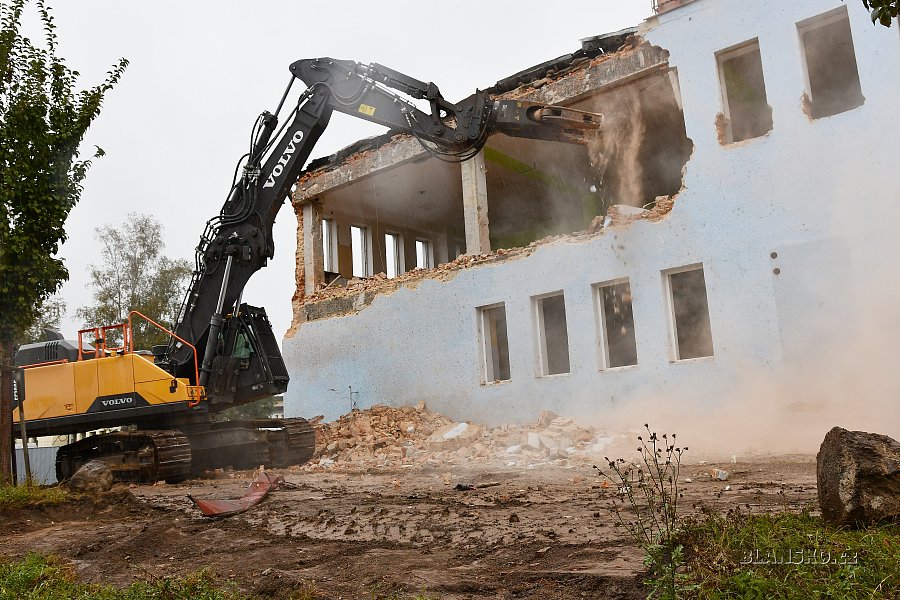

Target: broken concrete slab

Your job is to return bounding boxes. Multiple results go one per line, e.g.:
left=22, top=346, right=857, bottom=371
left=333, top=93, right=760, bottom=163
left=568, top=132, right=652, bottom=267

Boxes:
left=293, top=43, right=669, bottom=205
left=817, top=426, right=900, bottom=527
left=539, top=434, right=559, bottom=451
left=525, top=432, right=543, bottom=451
left=427, top=421, right=483, bottom=451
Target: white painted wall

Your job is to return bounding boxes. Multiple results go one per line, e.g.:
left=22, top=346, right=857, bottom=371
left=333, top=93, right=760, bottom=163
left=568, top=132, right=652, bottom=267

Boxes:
left=284, top=0, right=900, bottom=452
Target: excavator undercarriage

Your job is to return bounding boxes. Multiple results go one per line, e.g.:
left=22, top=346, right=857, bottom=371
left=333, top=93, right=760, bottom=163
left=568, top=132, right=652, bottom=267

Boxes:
left=54, top=418, right=315, bottom=483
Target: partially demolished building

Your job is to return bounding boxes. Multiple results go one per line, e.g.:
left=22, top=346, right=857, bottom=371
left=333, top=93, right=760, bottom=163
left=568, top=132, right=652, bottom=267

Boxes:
left=284, top=0, right=900, bottom=436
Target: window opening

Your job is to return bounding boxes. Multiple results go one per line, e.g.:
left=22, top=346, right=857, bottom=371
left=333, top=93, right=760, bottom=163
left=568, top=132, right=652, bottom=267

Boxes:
left=534, top=293, right=571, bottom=376
left=479, top=304, right=511, bottom=383
left=596, top=279, right=638, bottom=368
left=322, top=219, right=335, bottom=273
left=351, top=225, right=368, bottom=278
left=667, top=266, right=714, bottom=360
left=385, top=233, right=401, bottom=278
left=799, top=7, right=864, bottom=118
left=415, top=239, right=432, bottom=269
left=717, top=40, right=773, bottom=143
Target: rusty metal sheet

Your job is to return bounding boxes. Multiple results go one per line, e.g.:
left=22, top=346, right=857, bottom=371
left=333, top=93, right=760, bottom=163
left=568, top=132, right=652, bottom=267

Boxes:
left=189, top=470, right=286, bottom=518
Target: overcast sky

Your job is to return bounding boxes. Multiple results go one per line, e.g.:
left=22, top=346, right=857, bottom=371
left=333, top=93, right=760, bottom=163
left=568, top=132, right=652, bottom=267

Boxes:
left=26, top=1, right=651, bottom=342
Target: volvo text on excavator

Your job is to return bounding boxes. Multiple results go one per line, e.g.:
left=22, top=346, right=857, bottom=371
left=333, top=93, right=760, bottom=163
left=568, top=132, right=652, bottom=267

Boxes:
left=12, top=58, right=601, bottom=482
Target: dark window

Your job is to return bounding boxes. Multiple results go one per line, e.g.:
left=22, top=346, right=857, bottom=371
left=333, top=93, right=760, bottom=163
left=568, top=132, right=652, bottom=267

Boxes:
left=536, top=294, right=570, bottom=375
left=668, top=267, right=714, bottom=360
left=480, top=305, right=511, bottom=382
left=799, top=8, right=864, bottom=118
left=598, top=280, right=638, bottom=368
left=718, top=41, right=773, bottom=142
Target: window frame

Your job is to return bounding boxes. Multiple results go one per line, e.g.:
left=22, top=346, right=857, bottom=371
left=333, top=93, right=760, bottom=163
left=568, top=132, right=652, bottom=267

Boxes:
left=350, top=224, right=371, bottom=278
left=415, top=238, right=433, bottom=270
left=477, top=302, right=512, bottom=384
left=384, top=232, right=404, bottom=278
left=531, top=290, right=571, bottom=377
left=593, top=277, right=639, bottom=371
left=321, top=218, right=337, bottom=273
left=662, top=263, right=715, bottom=362
left=715, top=38, right=771, bottom=144
left=796, top=6, right=864, bottom=119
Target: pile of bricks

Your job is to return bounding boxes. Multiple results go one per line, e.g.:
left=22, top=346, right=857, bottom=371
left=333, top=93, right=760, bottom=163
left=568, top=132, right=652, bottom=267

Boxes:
left=298, top=404, right=602, bottom=472
left=307, top=402, right=457, bottom=467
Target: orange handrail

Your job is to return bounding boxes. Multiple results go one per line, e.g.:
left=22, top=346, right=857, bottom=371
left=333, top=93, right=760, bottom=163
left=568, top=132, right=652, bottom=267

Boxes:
left=77, top=326, right=97, bottom=360
left=77, top=323, right=127, bottom=360
left=127, top=310, right=202, bottom=392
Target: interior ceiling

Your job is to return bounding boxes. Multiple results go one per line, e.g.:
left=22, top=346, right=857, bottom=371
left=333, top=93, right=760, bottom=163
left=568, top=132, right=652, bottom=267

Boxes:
left=308, top=71, right=688, bottom=248
left=316, top=133, right=599, bottom=235
left=319, top=156, right=461, bottom=231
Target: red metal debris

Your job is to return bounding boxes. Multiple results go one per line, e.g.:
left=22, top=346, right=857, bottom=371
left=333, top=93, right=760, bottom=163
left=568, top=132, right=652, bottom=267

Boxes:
left=189, top=470, right=286, bottom=518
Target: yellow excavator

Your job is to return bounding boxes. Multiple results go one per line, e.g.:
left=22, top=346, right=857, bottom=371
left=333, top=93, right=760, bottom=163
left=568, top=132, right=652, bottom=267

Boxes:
left=13, top=57, right=601, bottom=483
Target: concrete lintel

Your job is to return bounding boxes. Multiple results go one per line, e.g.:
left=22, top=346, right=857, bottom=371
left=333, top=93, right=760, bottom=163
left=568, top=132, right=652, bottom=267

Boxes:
left=508, top=43, right=669, bottom=105
left=461, top=150, right=490, bottom=255
left=302, top=201, right=324, bottom=296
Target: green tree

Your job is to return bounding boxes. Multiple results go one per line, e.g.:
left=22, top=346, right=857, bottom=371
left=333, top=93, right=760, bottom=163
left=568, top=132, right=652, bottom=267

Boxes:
left=20, top=295, right=65, bottom=344
left=215, top=395, right=280, bottom=421
left=0, top=0, right=127, bottom=484
left=862, top=0, right=898, bottom=26
left=76, top=213, right=192, bottom=351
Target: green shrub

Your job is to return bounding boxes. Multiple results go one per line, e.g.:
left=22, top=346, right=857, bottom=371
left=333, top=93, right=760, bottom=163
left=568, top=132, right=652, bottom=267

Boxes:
left=679, top=509, right=900, bottom=599
left=0, top=484, right=68, bottom=511
left=0, top=553, right=243, bottom=600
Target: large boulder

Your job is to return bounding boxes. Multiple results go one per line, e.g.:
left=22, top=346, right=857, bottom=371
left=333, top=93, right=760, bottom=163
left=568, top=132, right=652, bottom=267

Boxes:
left=817, top=427, right=900, bottom=527
left=68, top=460, right=114, bottom=494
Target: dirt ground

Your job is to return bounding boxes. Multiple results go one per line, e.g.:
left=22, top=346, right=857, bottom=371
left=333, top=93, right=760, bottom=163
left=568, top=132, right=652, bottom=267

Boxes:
left=0, top=454, right=818, bottom=599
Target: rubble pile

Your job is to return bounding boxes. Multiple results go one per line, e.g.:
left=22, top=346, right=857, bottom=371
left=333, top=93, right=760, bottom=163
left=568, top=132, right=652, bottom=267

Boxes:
left=300, top=404, right=604, bottom=472
left=308, top=402, right=457, bottom=467
left=303, top=246, right=530, bottom=305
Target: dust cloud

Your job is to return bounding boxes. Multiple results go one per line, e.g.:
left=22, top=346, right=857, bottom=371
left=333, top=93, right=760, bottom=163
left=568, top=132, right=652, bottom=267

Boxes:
left=484, top=69, right=691, bottom=249
left=586, top=85, right=645, bottom=209
left=577, top=219, right=900, bottom=459
left=580, top=131, right=899, bottom=459
left=559, top=25, right=893, bottom=458
left=584, top=71, right=691, bottom=212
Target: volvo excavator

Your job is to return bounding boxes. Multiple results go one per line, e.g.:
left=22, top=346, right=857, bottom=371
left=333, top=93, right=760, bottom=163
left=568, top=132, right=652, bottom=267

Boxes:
left=12, top=58, right=601, bottom=483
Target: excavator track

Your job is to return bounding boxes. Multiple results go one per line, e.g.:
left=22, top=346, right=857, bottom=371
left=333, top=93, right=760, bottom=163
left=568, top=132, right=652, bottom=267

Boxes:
left=56, top=430, right=192, bottom=484
left=55, top=419, right=315, bottom=483
left=189, top=417, right=316, bottom=469
left=267, top=417, right=316, bottom=468
left=180, top=417, right=316, bottom=473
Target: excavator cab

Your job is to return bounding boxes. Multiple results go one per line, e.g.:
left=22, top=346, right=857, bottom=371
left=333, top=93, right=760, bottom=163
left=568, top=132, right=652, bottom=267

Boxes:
left=205, top=304, right=288, bottom=410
